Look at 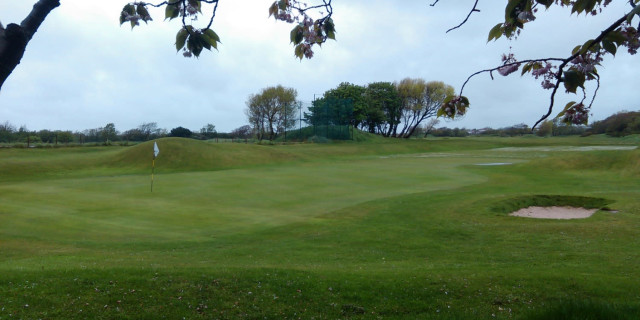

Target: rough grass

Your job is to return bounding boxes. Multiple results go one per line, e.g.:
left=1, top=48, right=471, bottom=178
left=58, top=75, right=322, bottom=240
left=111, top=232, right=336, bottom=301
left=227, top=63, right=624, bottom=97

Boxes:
left=0, top=135, right=639, bottom=319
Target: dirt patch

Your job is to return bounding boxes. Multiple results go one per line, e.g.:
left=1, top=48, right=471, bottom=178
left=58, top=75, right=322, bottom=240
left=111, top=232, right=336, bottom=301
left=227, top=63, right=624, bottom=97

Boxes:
left=510, top=206, right=598, bottom=219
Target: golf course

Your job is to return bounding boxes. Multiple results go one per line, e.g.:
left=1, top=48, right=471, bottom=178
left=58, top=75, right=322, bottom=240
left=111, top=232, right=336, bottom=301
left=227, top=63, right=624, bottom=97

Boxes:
left=1, top=134, right=639, bottom=319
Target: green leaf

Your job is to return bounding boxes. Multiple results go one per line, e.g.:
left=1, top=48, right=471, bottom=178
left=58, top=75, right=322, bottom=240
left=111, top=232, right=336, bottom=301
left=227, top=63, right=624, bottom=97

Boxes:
left=584, top=0, right=598, bottom=13
left=123, top=4, right=135, bottom=15
left=521, top=62, right=533, bottom=76
left=563, top=70, right=585, bottom=94
left=573, top=0, right=597, bottom=14
left=278, top=0, right=287, bottom=10
left=268, top=2, right=279, bottom=17
left=556, top=101, right=576, bottom=118
left=571, top=45, right=582, bottom=55
left=165, top=4, right=179, bottom=20
left=202, top=29, right=220, bottom=50
left=187, top=0, right=201, bottom=12
left=535, top=0, right=553, bottom=8
left=294, top=44, right=304, bottom=60
left=201, top=35, right=212, bottom=51
left=579, top=39, right=595, bottom=54
left=572, top=0, right=585, bottom=14
left=505, top=0, right=524, bottom=22
left=176, top=28, right=188, bottom=51
left=188, top=35, right=204, bottom=57
left=324, top=19, right=335, bottom=33
left=290, top=26, right=303, bottom=44
left=203, top=28, right=220, bottom=43
left=326, top=30, right=336, bottom=40
left=487, top=23, right=503, bottom=42
left=605, top=30, right=627, bottom=46
left=136, top=5, right=150, bottom=20
left=602, top=40, right=617, bottom=56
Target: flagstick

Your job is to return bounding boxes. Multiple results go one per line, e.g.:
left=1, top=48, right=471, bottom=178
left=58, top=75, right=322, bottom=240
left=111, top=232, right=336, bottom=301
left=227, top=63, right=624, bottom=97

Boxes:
left=151, top=158, right=155, bottom=192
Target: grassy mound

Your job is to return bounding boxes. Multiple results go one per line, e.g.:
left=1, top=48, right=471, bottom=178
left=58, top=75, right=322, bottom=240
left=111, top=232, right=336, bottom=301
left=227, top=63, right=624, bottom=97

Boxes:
left=108, top=137, right=300, bottom=172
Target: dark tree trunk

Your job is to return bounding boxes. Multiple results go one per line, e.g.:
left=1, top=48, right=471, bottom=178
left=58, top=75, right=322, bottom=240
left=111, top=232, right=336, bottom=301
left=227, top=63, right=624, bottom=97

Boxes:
left=0, top=0, right=60, bottom=91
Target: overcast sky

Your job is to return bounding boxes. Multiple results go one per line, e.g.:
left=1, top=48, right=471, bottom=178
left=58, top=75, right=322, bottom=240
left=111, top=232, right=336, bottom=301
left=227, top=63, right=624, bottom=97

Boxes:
left=1, top=0, right=638, bottom=133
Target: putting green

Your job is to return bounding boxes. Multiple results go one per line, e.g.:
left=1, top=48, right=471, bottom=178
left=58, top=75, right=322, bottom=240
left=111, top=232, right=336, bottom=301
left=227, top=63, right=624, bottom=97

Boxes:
left=0, top=155, right=500, bottom=246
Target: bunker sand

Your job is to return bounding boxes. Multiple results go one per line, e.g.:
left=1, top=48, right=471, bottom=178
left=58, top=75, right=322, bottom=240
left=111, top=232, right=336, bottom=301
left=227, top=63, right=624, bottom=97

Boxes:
left=510, top=206, right=598, bottom=219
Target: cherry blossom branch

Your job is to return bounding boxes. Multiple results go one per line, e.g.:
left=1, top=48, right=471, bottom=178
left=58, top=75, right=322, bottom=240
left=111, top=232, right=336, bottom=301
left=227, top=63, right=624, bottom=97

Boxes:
left=291, top=0, right=332, bottom=13
left=532, top=14, right=628, bottom=127
left=206, top=0, right=219, bottom=30
left=458, top=58, right=565, bottom=95
left=532, top=77, right=563, bottom=129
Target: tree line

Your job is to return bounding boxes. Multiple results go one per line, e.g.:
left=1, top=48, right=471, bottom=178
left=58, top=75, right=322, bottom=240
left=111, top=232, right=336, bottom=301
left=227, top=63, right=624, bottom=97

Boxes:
left=245, top=79, right=455, bottom=141
left=0, top=121, right=253, bottom=145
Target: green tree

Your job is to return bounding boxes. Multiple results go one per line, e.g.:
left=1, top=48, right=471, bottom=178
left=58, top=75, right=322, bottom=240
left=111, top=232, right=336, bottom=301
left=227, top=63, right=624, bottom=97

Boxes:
left=36, top=129, right=56, bottom=143
left=138, top=122, right=164, bottom=141
left=101, top=123, right=118, bottom=142
left=364, top=82, right=401, bottom=137
left=536, top=120, right=554, bottom=137
left=245, top=85, right=298, bottom=141
left=55, top=130, right=74, bottom=143
left=0, top=121, right=16, bottom=143
left=230, top=125, right=252, bottom=140
left=170, top=126, right=193, bottom=138
left=589, top=110, right=640, bottom=136
left=308, top=83, right=366, bottom=129
left=396, top=79, right=455, bottom=138
left=200, top=123, right=217, bottom=139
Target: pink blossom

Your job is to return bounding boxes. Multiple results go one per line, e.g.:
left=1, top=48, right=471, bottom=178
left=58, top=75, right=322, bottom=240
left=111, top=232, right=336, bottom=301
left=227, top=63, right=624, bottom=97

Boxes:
left=541, top=80, right=555, bottom=89
left=497, top=64, right=519, bottom=76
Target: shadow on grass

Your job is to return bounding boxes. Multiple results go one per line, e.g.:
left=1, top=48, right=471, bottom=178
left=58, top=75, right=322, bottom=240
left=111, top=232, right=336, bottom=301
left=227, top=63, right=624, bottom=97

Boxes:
left=523, top=299, right=640, bottom=320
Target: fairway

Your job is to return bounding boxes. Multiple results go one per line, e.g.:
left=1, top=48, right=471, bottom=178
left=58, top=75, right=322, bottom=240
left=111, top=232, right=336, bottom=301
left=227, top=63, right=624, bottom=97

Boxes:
left=1, top=136, right=639, bottom=319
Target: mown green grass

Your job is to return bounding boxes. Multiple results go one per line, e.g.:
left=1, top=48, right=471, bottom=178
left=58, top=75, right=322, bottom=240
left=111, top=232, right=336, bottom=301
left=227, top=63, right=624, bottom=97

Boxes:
left=0, top=135, right=639, bottom=319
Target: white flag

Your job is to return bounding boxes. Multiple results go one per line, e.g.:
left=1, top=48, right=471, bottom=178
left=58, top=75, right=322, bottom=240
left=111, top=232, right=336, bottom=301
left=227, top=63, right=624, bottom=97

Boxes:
left=153, top=142, right=160, bottom=158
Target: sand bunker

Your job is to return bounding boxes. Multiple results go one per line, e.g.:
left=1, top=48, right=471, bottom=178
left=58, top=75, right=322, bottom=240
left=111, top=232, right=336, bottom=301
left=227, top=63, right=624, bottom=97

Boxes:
left=510, top=206, right=598, bottom=219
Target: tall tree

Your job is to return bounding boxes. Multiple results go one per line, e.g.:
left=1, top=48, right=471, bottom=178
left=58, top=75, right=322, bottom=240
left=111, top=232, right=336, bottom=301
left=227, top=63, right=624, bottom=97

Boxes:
left=306, top=82, right=365, bottom=129
left=364, top=82, right=401, bottom=137
left=245, top=85, right=298, bottom=141
left=102, top=123, right=118, bottom=142
left=200, top=123, right=217, bottom=139
left=397, top=79, right=455, bottom=138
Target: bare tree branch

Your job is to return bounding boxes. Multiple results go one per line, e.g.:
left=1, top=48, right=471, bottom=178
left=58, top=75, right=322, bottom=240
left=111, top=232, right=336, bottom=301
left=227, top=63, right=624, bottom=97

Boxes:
left=446, top=0, right=480, bottom=33
left=0, top=0, right=60, bottom=91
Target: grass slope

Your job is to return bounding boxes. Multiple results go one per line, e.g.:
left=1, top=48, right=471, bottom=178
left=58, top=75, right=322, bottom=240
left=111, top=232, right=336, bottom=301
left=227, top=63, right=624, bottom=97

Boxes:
left=0, top=136, right=639, bottom=319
